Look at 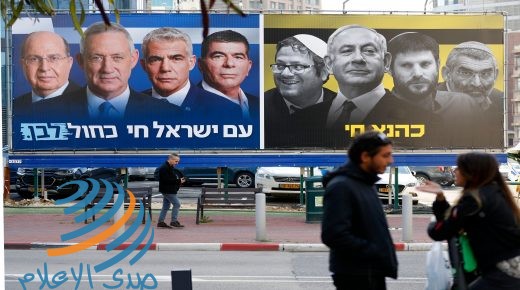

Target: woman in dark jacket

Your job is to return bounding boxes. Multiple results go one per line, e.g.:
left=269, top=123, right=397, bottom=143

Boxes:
left=418, top=152, right=520, bottom=289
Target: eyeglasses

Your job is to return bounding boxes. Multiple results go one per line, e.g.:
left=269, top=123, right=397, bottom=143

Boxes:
left=454, top=68, right=495, bottom=81
left=23, top=55, right=69, bottom=66
left=270, top=64, right=314, bottom=74
left=86, top=55, right=126, bottom=64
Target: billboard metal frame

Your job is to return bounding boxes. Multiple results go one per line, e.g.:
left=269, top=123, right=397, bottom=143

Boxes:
left=3, top=11, right=508, bottom=167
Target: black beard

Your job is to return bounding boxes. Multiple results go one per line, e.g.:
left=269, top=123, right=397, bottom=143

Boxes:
left=394, top=81, right=436, bottom=101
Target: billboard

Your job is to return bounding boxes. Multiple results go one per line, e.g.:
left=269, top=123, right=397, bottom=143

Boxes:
left=264, top=14, right=505, bottom=150
left=9, top=13, right=504, bottom=152
left=11, top=14, right=260, bottom=150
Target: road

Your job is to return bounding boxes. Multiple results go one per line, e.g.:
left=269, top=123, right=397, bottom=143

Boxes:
left=5, top=250, right=429, bottom=290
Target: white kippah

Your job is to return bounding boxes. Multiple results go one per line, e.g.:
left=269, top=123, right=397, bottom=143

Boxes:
left=293, top=34, right=327, bottom=59
left=454, top=41, right=493, bottom=55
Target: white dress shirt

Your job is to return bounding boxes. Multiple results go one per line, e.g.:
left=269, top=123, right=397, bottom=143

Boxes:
left=32, top=81, right=70, bottom=103
left=201, top=81, right=250, bottom=119
left=151, top=81, right=191, bottom=107
left=326, top=83, right=385, bottom=127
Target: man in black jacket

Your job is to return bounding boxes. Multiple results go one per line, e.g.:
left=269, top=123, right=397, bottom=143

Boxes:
left=264, top=34, right=336, bottom=148
left=321, top=131, right=398, bottom=289
left=157, top=153, right=185, bottom=228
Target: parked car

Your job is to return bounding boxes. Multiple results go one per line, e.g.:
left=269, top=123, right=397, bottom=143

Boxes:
left=376, top=166, right=419, bottom=205
left=15, top=167, right=124, bottom=199
left=179, top=167, right=257, bottom=188
left=127, top=167, right=154, bottom=181
left=255, top=167, right=323, bottom=197
left=409, top=166, right=455, bottom=187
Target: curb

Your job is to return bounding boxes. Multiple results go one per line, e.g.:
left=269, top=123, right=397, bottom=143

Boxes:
left=5, top=242, right=443, bottom=252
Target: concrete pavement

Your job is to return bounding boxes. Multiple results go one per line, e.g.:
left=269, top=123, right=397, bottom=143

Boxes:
left=4, top=200, right=437, bottom=252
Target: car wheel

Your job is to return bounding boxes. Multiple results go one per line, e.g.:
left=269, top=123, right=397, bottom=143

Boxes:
left=415, top=173, right=430, bottom=185
left=235, top=172, right=254, bottom=188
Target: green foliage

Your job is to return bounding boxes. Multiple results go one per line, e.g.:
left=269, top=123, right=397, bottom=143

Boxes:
left=508, top=153, right=520, bottom=163
left=1, top=0, right=118, bottom=36
left=1, top=0, right=245, bottom=38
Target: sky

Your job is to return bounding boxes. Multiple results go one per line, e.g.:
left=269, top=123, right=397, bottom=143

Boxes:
left=322, top=0, right=427, bottom=12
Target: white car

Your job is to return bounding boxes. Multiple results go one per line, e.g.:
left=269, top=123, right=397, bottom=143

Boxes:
left=255, top=167, right=323, bottom=197
left=376, top=166, right=419, bottom=205
left=128, top=167, right=156, bottom=181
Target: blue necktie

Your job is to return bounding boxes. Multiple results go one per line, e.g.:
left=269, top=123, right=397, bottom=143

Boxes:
left=99, top=101, right=114, bottom=118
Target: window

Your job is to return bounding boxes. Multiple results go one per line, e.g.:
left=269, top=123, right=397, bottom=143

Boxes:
left=516, top=78, right=520, bottom=91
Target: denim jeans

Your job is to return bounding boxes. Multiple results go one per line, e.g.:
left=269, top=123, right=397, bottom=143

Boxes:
left=158, top=193, right=181, bottom=223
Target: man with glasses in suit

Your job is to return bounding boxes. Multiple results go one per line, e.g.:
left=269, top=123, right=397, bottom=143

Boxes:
left=264, top=34, right=335, bottom=148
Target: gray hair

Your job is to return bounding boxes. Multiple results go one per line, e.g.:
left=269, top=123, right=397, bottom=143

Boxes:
left=327, top=24, right=387, bottom=56
left=445, top=41, right=497, bottom=70
left=142, top=27, right=193, bottom=57
left=80, top=21, right=135, bottom=54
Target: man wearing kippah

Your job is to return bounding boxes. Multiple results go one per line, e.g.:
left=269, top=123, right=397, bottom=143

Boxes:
left=438, top=41, right=503, bottom=147
left=264, top=34, right=336, bottom=148
left=439, top=41, right=502, bottom=110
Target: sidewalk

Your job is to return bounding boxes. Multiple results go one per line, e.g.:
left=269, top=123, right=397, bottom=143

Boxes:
left=4, top=203, right=436, bottom=252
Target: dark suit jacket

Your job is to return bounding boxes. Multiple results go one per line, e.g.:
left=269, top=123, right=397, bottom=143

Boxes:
left=327, top=89, right=442, bottom=149
left=438, top=82, right=503, bottom=148
left=37, top=87, right=180, bottom=122
left=264, top=87, right=336, bottom=148
left=13, top=82, right=80, bottom=118
left=197, top=82, right=259, bottom=123
left=437, top=81, right=503, bottom=109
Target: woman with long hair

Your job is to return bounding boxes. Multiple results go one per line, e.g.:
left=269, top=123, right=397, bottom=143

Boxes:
left=417, top=152, right=520, bottom=289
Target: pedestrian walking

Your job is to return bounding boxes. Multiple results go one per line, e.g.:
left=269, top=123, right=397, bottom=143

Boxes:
left=157, top=153, right=186, bottom=229
left=321, top=131, right=398, bottom=290
left=418, top=152, right=520, bottom=289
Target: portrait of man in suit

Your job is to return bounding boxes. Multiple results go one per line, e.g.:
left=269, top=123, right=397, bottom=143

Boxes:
left=42, top=21, right=171, bottom=121
left=14, top=31, right=79, bottom=116
left=437, top=40, right=503, bottom=148
left=264, top=34, right=335, bottom=148
left=198, top=30, right=259, bottom=122
left=387, top=32, right=488, bottom=148
left=439, top=41, right=502, bottom=114
left=140, top=27, right=232, bottom=121
left=324, top=25, right=432, bottom=148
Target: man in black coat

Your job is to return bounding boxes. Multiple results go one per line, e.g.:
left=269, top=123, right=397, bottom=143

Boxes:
left=321, top=131, right=398, bottom=290
left=157, top=153, right=186, bottom=228
left=264, top=34, right=336, bottom=148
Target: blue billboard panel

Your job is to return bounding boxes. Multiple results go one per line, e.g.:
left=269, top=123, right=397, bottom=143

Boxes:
left=11, top=13, right=260, bottom=150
